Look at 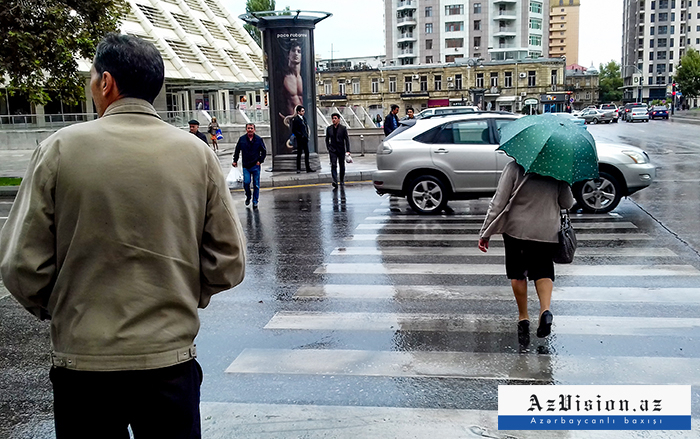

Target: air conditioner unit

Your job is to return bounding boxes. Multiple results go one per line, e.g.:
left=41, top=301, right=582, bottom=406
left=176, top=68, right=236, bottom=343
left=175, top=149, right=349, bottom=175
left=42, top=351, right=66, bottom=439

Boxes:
left=345, top=79, right=352, bottom=84
left=447, top=76, right=454, bottom=81
left=380, top=78, right=385, bottom=82
left=519, top=72, right=527, bottom=78
left=521, top=92, right=527, bottom=97
left=412, top=74, right=420, bottom=79
left=317, top=81, right=324, bottom=85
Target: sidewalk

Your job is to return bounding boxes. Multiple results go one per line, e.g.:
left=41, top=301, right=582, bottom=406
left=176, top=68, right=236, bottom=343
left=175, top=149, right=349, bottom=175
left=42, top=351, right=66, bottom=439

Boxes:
left=669, top=109, right=700, bottom=125
left=0, top=145, right=379, bottom=196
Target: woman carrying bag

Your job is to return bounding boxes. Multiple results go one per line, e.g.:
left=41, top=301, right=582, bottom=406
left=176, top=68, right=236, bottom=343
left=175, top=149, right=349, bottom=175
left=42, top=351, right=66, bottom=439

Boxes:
left=208, top=117, right=220, bottom=152
left=478, top=161, right=574, bottom=348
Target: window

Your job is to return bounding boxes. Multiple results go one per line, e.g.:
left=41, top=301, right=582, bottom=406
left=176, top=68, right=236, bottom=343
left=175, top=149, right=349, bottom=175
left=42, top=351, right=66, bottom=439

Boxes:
left=474, top=36, right=481, bottom=47
left=434, top=75, right=442, bottom=90
left=445, top=22, right=463, bottom=32
left=426, top=23, right=433, bottom=33
left=446, top=38, right=464, bottom=48
left=324, top=81, right=332, bottom=95
left=530, top=18, right=542, bottom=29
left=528, top=71, right=536, bottom=87
left=426, top=39, right=433, bottom=49
left=338, top=80, right=346, bottom=95
left=551, top=69, right=558, bottom=85
left=529, top=34, right=542, bottom=46
left=426, top=56, right=433, bottom=63
left=404, top=76, right=412, bottom=92
left=659, top=0, right=668, bottom=7
left=425, top=6, right=432, bottom=17
left=476, top=72, right=484, bottom=88
left=671, top=38, right=674, bottom=47
left=371, top=78, right=379, bottom=94
left=670, top=51, right=674, bottom=59
left=650, top=40, right=655, bottom=48
left=658, top=51, right=667, bottom=60
left=504, top=71, right=513, bottom=87
left=657, top=64, right=667, bottom=74
left=659, top=25, right=667, bottom=34
left=450, top=120, right=491, bottom=144
left=659, top=12, right=668, bottom=20
left=658, top=38, right=667, bottom=47
left=650, top=52, right=655, bottom=60
left=445, top=5, right=464, bottom=15
left=420, top=76, right=428, bottom=91
left=672, top=12, right=675, bottom=20
left=455, top=74, right=463, bottom=89
left=651, top=27, right=655, bottom=35
left=352, top=80, right=360, bottom=94
left=651, top=13, right=656, bottom=22
left=671, top=25, right=675, bottom=34
left=389, top=77, right=396, bottom=93
left=530, top=1, right=542, bottom=13
left=649, top=64, right=654, bottom=73
left=490, top=72, right=498, bottom=87
left=474, top=3, right=482, bottom=13
left=473, top=20, right=481, bottom=30
left=651, top=0, right=656, bottom=8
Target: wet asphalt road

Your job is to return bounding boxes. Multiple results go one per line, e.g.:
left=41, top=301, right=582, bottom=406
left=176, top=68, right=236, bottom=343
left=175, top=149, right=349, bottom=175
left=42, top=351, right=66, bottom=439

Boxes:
left=3, top=119, right=700, bottom=437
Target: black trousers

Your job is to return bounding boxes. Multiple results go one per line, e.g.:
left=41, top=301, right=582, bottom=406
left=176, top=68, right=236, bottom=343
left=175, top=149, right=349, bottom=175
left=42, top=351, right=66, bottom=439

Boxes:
left=50, top=359, right=203, bottom=439
left=329, top=150, right=345, bottom=183
left=296, top=139, right=310, bottom=171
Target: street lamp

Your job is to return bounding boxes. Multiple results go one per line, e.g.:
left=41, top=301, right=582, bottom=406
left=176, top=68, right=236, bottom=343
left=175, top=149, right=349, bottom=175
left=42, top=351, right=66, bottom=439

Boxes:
left=624, top=65, right=643, bottom=103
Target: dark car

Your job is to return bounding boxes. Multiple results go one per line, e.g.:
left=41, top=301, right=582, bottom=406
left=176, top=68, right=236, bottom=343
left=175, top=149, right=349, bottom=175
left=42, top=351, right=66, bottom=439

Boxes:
left=649, top=105, right=669, bottom=120
left=623, top=102, right=648, bottom=122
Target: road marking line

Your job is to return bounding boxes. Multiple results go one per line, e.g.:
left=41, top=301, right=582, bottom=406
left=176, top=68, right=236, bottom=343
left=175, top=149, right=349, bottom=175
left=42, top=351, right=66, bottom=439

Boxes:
left=330, top=247, right=675, bottom=257
left=356, top=222, right=637, bottom=230
left=364, top=213, right=622, bottom=221
left=346, top=233, right=652, bottom=241
left=294, top=285, right=700, bottom=303
left=265, top=311, right=700, bottom=336
left=225, top=348, right=700, bottom=384
left=314, top=263, right=699, bottom=276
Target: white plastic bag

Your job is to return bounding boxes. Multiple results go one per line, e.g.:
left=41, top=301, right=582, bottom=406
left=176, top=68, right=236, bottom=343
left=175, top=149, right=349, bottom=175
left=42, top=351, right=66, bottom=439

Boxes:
left=226, top=166, right=243, bottom=189
left=345, top=152, right=353, bottom=164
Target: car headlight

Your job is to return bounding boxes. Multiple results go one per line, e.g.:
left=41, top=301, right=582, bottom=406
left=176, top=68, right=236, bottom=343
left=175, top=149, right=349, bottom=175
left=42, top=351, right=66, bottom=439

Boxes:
left=622, top=150, right=649, bottom=164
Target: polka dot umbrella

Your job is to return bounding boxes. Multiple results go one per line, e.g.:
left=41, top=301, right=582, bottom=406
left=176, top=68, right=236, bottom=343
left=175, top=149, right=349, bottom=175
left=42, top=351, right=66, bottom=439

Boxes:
left=497, top=113, right=599, bottom=185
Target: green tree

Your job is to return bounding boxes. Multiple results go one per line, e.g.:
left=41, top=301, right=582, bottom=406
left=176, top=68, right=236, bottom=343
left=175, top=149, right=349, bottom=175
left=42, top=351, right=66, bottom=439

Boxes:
left=675, top=47, right=700, bottom=100
left=245, top=0, right=276, bottom=46
left=597, top=60, right=623, bottom=103
left=0, top=0, right=128, bottom=106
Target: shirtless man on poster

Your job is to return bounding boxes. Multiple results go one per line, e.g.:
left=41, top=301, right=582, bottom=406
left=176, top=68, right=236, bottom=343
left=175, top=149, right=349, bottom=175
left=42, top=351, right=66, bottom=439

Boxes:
left=279, top=41, right=304, bottom=139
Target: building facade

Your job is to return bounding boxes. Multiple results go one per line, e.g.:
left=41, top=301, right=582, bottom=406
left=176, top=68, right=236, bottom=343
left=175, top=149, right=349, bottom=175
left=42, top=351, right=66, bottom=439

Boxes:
left=385, top=0, right=552, bottom=66
left=549, top=0, right=580, bottom=65
left=564, top=65, right=600, bottom=109
left=315, top=57, right=567, bottom=127
left=622, top=0, right=695, bottom=103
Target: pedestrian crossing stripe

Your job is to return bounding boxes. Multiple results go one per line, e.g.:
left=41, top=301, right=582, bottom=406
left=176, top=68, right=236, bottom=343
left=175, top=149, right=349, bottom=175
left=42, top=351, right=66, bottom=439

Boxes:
left=294, top=285, right=700, bottom=303
left=365, top=214, right=624, bottom=221
left=346, top=233, right=652, bottom=241
left=330, top=247, right=675, bottom=257
left=264, top=311, right=700, bottom=337
left=225, top=348, right=700, bottom=385
left=313, top=263, right=700, bottom=276
left=355, top=222, right=638, bottom=230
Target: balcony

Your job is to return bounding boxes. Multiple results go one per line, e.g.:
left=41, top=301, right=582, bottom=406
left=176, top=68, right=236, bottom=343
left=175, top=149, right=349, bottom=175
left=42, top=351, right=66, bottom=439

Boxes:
left=494, top=27, right=517, bottom=37
left=398, top=32, right=417, bottom=43
left=400, top=91, right=429, bottom=98
left=493, top=0, right=517, bottom=3
left=319, top=94, right=348, bottom=101
left=397, top=16, right=417, bottom=27
left=397, top=0, right=417, bottom=11
left=397, top=48, right=417, bottom=58
left=493, top=11, right=517, bottom=20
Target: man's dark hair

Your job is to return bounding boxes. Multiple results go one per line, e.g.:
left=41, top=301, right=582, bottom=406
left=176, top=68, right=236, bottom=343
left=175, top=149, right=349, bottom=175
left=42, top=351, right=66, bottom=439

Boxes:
left=391, top=104, right=399, bottom=111
left=246, top=123, right=256, bottom=129
left=407, top=107, right=414, bottom=112
left=94, top=34, right=165, bottom=104
left=296, top=105, right=305, bottom=113
left=331, top=113, right=341, bottom=119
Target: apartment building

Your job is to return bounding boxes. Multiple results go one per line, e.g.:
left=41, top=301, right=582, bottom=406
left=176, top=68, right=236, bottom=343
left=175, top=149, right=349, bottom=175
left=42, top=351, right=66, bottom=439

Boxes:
left=385, top=0, right=551, bottom=66
left=622, top=0, right=696, bottom=103
left=549, top=0, right=580, bottom=65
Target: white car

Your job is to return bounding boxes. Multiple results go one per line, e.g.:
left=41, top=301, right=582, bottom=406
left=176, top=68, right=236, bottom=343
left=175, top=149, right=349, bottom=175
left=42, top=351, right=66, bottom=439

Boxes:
left=373, top=114, right=656, bottom=214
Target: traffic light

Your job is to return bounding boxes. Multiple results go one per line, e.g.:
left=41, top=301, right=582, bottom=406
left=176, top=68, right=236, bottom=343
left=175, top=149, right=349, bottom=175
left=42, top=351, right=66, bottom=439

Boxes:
left=264, top=93, right=268, bottom=107
left=672, top=82, right=677, bottom=96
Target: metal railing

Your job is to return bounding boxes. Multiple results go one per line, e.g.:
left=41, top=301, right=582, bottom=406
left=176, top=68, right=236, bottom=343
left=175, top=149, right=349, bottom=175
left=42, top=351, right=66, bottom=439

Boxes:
left=0, top=113, right=96, bottom=129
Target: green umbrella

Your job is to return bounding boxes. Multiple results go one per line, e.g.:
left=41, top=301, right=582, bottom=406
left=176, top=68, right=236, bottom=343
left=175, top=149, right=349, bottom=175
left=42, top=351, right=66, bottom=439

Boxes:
left=498, top=113, right=599, bottom=185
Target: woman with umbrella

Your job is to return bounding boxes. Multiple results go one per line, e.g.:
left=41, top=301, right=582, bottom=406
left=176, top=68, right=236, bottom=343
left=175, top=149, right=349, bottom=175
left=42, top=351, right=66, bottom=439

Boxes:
left=477, top=114, right=598, bottom=348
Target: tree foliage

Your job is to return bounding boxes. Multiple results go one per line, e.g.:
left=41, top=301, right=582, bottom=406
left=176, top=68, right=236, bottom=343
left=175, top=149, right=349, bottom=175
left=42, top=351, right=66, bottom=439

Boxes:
left=675, top=47, right=700, bottom=99
left=0, top=0, right=128, bottom=106
left=244, top=0, right=276, bottom=46
left=597, top=60, right=623, bottom=103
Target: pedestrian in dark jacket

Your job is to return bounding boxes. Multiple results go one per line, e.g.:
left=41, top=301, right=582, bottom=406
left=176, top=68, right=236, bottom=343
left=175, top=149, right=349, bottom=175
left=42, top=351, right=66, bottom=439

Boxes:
left=291, top=105, right=313, bottom=173
left=383, top=104, right=400, bottom=136
left=233, top=123, right=267, bottom=208
left=325, top=113, right=351, bottom=188
left=189, top=119, right=208, bottom=144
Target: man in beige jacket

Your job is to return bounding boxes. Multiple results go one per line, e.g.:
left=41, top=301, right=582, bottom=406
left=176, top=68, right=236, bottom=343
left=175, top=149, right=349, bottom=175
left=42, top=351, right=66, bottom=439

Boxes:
left=0, top=34, right=246, bottom=438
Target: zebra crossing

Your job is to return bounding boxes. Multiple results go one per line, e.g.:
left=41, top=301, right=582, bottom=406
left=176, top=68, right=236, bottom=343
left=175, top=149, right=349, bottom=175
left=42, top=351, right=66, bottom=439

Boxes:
left=219, top=197, right=700, bottom=437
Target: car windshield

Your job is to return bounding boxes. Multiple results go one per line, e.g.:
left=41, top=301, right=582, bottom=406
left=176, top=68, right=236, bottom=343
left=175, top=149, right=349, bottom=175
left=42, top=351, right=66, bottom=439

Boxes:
left=652, top=106, right=667, bottom=110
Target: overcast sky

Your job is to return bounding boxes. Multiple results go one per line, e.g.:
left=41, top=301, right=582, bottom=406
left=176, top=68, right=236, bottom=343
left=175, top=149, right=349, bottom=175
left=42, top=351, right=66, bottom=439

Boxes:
left=224, top=0, right=622, bottom=69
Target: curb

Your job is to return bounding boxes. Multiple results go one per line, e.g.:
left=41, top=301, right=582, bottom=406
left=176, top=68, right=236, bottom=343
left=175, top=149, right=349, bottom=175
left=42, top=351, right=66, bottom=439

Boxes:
left=0, top=186, right=19, bottom=196
left=670, top=116, right=700, bottom=126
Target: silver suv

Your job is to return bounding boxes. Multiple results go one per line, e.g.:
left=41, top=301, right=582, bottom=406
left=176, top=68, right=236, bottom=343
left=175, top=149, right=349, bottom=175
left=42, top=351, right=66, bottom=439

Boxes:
left=373, top=113, right=656, bottom=214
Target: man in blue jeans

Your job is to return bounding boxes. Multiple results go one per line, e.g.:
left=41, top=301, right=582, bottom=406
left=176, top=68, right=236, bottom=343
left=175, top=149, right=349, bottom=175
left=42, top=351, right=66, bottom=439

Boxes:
left=233, top=123, right=267, bottom=208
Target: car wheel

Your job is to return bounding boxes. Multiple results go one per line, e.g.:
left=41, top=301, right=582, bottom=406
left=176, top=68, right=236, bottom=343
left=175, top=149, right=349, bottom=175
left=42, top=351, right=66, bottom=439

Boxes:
left=407, top=175, right=448, bottom=214
left=573, top=171, right=623, bottom=214
left=592, top=118, right=598, bottom=124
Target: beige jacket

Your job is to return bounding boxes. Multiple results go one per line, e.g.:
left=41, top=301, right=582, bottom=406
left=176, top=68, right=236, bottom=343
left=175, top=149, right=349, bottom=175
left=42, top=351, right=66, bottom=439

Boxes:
left=480, top=161, right=575, bottom=243
left=0, top=98, right=246, bottom=371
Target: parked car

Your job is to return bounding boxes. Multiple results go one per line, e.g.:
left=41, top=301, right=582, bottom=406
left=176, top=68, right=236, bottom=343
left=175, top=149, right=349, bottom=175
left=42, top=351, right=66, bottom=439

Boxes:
left=415, top=106, right=480, bottom=119
left=649, top=105, right=669, bottom=120
left=551, top=112, right=587, bottom=128
left=373, top=113, right=656, bottom=214
left=577, top=108, right=614, bottom=124
left=599, top=103, right=620, bottom=122
left=629, top=107, right=650, bottom=123
left=622, top=102, right=648, bottom=121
